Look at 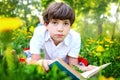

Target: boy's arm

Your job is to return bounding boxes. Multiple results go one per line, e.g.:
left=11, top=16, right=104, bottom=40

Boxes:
left=30, top=54, right=54, bottom=71
left=31, top=54, right=41, bottom=62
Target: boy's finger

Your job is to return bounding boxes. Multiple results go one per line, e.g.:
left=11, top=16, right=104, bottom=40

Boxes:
left=43, top=60, right=49, bottom=71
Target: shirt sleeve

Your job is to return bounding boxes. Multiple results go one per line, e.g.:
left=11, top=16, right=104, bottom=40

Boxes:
left=30, top=26, right=45, bottom=54
left=68, top=31, right=81, bottom=58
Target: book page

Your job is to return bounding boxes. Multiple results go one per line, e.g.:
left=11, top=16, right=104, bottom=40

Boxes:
left=81, top=63, right=111, bottom=78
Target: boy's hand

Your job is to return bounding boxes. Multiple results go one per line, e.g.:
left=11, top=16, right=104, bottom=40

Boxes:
left=36, top=59, right=54, bottom=71
left=85, top=65, right=98, bottom=71
left=76, top=64, right=98, bottom=71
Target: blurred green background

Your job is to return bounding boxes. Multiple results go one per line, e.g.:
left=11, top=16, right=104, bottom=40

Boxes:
left=0, top=0, right=120, bottom=80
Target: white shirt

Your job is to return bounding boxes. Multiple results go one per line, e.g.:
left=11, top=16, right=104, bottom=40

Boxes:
left=30, top=26, right=81, bottom=62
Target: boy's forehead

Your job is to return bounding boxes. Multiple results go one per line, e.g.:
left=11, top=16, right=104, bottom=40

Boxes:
left=51, top=19, right=70, bottom=22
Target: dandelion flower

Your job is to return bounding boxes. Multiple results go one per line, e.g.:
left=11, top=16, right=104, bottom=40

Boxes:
left=0, top=17, right=24, bottom=32
left=104, top=38, right=113, bottom=44
left=108, top=77, right=115, bottom=80
left=96, top=45, right=104, bottom=52
left=29, top=26, right=34, bottom=33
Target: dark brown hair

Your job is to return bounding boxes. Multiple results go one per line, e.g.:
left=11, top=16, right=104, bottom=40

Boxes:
left=43, top=2, right=75, bottom=25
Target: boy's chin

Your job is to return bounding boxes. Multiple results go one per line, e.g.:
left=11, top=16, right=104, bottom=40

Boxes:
left=57, top=39, right=64, bottom=42
left=54, top=39, right=64, bottom=44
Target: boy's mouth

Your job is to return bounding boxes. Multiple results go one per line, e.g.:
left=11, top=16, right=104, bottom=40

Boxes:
left=56, top=34, right=64, bottom=37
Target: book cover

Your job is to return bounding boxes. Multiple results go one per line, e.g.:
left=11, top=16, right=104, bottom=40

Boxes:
left=49, top=59, right=110, bottom=80
left=49, top=59, right=85, bottom=80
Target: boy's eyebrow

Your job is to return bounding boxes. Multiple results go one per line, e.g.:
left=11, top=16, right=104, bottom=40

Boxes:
left=63, top=20, right=70, bottom=23
left=52, top=19, right=70, bottom=22
left=52, top=19, right=58, bottom=21
left=64, top=20, right=70, bottom=22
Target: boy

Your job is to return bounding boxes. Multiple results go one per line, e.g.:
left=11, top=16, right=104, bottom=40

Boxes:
left=30, top=2, right=96, bottom=71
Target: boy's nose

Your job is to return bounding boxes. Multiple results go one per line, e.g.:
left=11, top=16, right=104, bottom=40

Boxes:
left=57, top=25, right=63, bottom=32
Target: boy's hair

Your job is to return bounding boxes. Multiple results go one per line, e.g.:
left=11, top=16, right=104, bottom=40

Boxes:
left=43, top=2, right=75, bottom=25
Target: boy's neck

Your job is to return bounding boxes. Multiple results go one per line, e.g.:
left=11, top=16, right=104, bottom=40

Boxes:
left=54, top=41, right=61, bottom=46
left=51, top=37, right=63, bottom=46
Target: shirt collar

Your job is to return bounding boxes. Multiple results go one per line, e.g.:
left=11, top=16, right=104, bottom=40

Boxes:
left=45, top=30, right=51, bottom=41
left=63, top=34, right=70, bottom=46
left=45, top=30, right=70, bottom=46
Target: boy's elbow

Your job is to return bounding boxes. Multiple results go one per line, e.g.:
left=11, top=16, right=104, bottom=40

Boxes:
left=31, top=54, right=41, bottom=62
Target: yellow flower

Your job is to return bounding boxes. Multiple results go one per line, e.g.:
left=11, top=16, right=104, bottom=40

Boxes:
left=29, top=26, right=34, bottom=33
left=99, top=75, right=115, bottom=80
left=22, top=28, right=28, bottom=35
left=96, top=45, right=104, bottom=52
left=104, top=38, right=113, bottom=44
left=0, top=17, right=24, bottom=32
left=91, top=51, right=95, bottom=54
left=99, top=41, right=104, bottom=44
left=37, top=65, right=44, bottom=74
left=105, top=48, right=109, bottom=50
left=99, top=75, right=107, bottom=80
left=108, top=77, right=115, bottom=80
left=105, top=45, right=109, bottom=47
left=27, top=35, right=32, bottom=38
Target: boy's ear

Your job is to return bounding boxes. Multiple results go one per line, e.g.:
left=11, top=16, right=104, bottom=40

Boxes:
left=44, top=22, right=47, bottom=26
left=44, top=22, right=48, bottom=29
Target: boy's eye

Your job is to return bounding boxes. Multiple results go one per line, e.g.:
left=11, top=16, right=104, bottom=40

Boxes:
left=64, top=22, right=69, bottom=25
left=52, top=21, right=58, bottom=24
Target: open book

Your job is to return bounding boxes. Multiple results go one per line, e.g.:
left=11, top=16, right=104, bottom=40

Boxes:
left=49, top=59, right=111, bottom=80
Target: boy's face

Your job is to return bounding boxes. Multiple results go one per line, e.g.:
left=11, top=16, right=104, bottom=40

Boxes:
left=46, top=19, right=71, bottom=45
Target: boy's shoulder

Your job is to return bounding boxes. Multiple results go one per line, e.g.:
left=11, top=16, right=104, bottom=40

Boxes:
left=69, top=29, right=80, bottom=37
left=35, top=25, right=46, bottom=31
left=34, top=26, right=47, bottom=33
left=65, top=29, right=80, bottom=44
